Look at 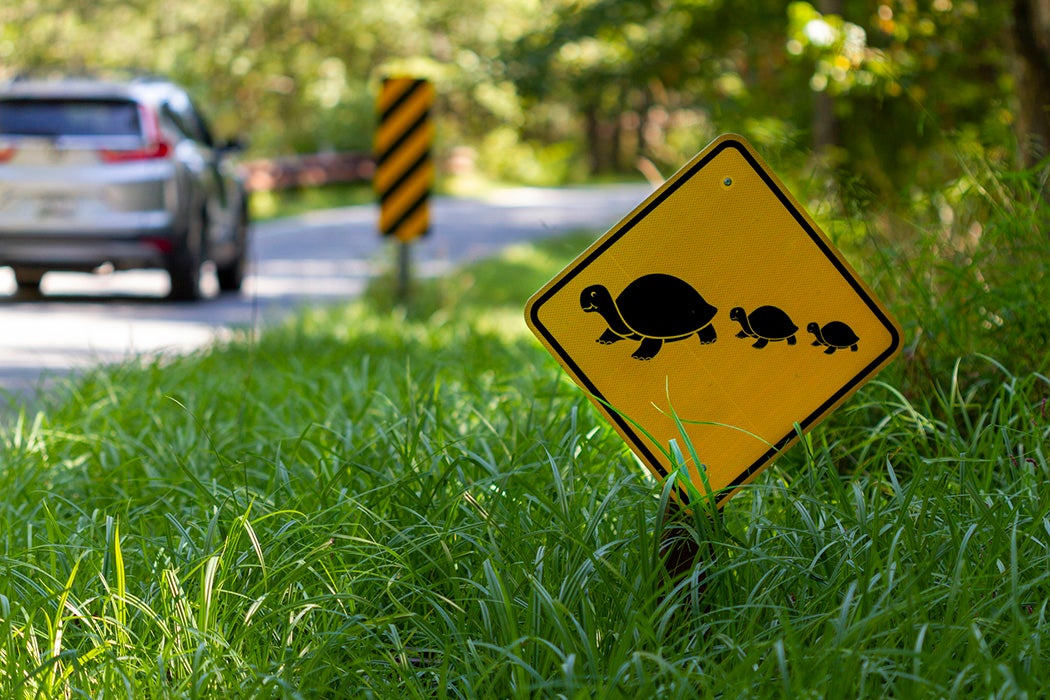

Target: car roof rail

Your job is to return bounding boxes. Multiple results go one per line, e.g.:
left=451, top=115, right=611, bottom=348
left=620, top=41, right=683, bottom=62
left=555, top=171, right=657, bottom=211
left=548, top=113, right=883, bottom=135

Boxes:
left=12, top=69, right=104, bottom=80
left=129, top=73, right=171, bottom=84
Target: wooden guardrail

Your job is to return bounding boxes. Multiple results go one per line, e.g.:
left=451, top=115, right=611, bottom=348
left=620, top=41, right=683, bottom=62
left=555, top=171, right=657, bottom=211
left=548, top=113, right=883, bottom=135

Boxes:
left=241, top=152, right=375, bottom=192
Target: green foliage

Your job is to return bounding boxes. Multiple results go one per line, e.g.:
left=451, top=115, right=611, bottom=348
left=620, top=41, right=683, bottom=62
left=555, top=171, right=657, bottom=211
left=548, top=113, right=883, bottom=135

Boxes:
left=1, top=0, right=1038, bottom=207
left=865, top=152, right=1050, bottom=384
left=476, top=128, right=587, bottom=186
left=785, top=0, right=1016, bottom=195
left=0, top=0, right=540, bottom=159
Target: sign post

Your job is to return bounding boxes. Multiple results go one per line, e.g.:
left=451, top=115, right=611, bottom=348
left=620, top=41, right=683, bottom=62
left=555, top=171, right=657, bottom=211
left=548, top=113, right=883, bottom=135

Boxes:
left=375, top=76, right=435, bottom=302
left=525, top=134, right=902, bottom=507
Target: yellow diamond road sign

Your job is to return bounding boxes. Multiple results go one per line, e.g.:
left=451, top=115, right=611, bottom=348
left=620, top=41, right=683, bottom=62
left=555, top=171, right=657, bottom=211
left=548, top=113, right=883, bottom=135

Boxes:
left=525, top=134, right=902, bottom=504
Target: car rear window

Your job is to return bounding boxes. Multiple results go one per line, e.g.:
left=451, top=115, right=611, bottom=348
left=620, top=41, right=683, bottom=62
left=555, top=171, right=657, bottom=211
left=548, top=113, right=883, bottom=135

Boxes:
left=0, top=98, right=141, bottom=137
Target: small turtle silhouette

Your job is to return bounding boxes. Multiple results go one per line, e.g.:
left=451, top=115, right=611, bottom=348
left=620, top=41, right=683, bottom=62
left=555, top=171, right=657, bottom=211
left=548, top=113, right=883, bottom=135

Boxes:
left=807, top=321, right=859, bottom=354
left=729, top=306, right=798, bottom=349
left=580, top=273, right=718, bottom=361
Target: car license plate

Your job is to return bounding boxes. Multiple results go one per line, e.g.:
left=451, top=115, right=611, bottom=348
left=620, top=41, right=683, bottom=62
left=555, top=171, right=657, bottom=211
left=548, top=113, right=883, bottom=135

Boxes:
left=36, top=192, right=76, bottom=219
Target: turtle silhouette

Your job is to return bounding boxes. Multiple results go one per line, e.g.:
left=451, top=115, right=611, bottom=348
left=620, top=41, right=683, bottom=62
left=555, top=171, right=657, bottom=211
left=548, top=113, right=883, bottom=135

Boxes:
left=580, top=273, right=718, bottom=361
left=729, top=306, right=798, bottom=349
left=807, top=321, right=860, bottom=354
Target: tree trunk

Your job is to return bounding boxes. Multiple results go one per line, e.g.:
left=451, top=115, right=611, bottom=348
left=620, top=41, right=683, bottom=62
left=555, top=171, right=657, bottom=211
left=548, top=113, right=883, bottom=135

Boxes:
left=583, top=104, right=617, bottom=174
left=584, top=105, right=601, bottom=174
left=812, top=0, right=843, bottom=157
left=1011, top=0, right=1050, bottom=168
left=611, top=109, right=624, bottom=171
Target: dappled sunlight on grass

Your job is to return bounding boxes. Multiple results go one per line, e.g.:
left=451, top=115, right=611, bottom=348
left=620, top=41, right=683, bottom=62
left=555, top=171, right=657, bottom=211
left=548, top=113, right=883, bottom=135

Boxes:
left=463, top=307, right=533, bottom=341
left=363, top=231, right=597, bottom=322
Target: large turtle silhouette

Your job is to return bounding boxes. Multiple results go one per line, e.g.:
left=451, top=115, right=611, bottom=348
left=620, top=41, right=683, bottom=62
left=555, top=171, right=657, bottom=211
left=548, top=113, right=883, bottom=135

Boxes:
left=580, top=273, right=718, bottom=361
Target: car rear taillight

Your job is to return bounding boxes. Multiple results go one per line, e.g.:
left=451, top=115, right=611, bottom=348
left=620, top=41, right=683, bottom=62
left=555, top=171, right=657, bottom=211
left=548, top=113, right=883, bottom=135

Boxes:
left=100, top=141, right=171, bottom=162
left=0, top=146, right=15, bottom=163
left=99, top=104, right=172, bottom=163
left=142, top=236, right=174, bottom=254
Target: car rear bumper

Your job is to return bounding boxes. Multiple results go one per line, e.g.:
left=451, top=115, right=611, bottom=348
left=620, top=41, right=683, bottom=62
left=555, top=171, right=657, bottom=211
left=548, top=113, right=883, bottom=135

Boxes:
left=0, top=223, right=177, bottom=272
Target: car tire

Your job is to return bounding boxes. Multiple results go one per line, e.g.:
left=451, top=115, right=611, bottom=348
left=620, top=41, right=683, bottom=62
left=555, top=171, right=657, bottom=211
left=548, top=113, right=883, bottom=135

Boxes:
left=168, top=207, right=205, bottom=301
left=216, top=205, right=248, bottom=293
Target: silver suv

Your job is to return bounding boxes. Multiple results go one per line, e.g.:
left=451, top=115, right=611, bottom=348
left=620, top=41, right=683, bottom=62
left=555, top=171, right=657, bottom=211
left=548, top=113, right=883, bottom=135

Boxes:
left=0, top=77, right=249, bottom=300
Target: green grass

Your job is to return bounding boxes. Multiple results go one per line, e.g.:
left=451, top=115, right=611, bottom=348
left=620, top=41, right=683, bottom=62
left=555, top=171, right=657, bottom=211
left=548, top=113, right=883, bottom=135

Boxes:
left=250, top=182, right=375, bottom=221
left=1, top=170, right=1049, bottom=697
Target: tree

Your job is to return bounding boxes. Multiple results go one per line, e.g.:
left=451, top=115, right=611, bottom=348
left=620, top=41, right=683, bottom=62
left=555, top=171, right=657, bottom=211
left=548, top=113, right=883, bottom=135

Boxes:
left=1, top=0, right=1043, bottom=198
left=785, top=1, right=1020, bottom=199
left=1010, top=0, right=1050, bottom=168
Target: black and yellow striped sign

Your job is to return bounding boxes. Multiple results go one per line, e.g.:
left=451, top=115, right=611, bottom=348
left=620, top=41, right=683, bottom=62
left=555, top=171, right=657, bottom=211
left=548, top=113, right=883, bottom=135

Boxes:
left=375, top=77, right=435, bottom=241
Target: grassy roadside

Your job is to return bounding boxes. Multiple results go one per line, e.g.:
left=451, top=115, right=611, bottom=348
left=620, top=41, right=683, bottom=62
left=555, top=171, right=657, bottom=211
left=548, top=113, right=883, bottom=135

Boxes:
left=249, top=182, right=376, bottom=221
left=2, top=178, right=1050, bottom=697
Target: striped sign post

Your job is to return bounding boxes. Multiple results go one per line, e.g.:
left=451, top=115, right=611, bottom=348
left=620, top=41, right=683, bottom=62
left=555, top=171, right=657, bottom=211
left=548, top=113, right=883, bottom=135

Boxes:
left=375, top=77, right=435, bottom=301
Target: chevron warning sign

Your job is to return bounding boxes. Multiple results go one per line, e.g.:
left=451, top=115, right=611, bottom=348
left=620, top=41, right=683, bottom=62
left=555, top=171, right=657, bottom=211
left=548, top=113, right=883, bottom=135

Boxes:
left=375, top=77, right=435, bottom=241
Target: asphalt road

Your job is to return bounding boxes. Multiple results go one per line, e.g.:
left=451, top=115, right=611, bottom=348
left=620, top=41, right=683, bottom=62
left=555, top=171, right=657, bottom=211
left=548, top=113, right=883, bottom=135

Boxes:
left=0, top=183, right=653, bottom=403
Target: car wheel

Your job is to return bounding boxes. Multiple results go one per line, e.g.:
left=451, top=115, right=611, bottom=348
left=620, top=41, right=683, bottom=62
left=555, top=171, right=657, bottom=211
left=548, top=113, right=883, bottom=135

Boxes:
left=216, top=205, right=248, bottom=293
left=168, top=208, right=205, bottom=301
left=13, top=268, right=45, bottom=294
